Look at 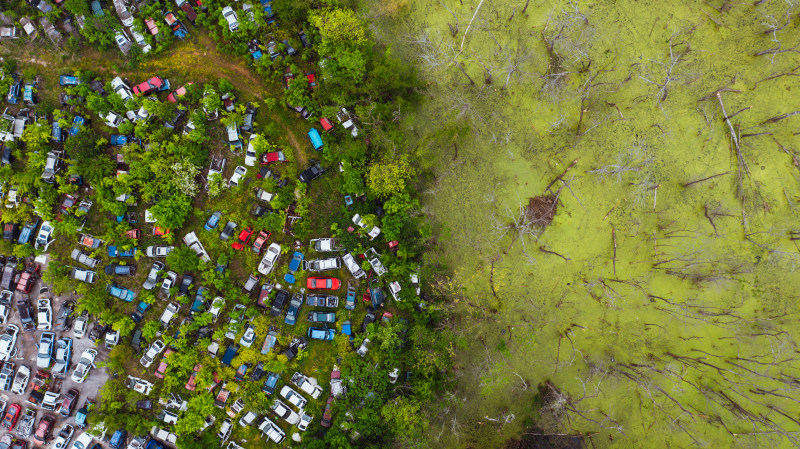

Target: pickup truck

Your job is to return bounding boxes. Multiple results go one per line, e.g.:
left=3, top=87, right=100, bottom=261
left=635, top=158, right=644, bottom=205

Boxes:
left=78, top=234, right=103, bottom=249
left=214, top=382, right=231, bottom=408
left=205, top=157, right=226, bottom=190
left=71, top=249, right=99, bottom=268
left=175, top=0, right=197, bottom=22
left=163, top=11, right=188, bottom=39
left=183, top=232, right=210, bottom=262
left=306, top=295, right=338, bottom=308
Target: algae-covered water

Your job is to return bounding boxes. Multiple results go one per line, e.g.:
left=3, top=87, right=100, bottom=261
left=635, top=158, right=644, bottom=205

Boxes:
left=367, top=0, right=800, bottom=447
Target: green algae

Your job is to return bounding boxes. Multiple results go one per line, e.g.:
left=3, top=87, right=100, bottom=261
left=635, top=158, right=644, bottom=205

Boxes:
left=367, top=0, right=800, bottom=447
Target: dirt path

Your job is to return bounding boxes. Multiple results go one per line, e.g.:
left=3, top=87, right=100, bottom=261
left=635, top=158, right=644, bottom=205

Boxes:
left=10, top=35, right=309, bottom=165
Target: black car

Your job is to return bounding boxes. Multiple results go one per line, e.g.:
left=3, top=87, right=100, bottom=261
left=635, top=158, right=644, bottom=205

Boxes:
left=298, top=162, right=324, bottom=183
left=88, top=322, right=108, bottom=341
left=240, top=103, right=256, bottom=133
left=298, top=30, right=311, bottom=48
left=54, top=300, right=75, bottom=332
left=104, top=264, right=136, bottom=276
left=179, top=273, right=193, bottom=295
left=130, top=329, right=142, bottom=352
left=219, top=221, right=237, bottom=241
left=250, top=362, right=266, bottom=381
left=89, top=80, right=106, bottom=96
left=17, top=299, right=35, bottom=332
left=250, top=204, right=267, bottom=217
left=282, top=337, right=307, bottom=361
left=361, top=307, right=377, bottom=333
left=2, top=223, right=19, bottom=242
left=269, top=290, right=290, bottom=317
left=136, top=400, right=152, bottom=410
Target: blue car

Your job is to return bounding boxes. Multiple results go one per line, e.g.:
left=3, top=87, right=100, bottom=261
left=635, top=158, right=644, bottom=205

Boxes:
left=284, top=294, right=303, bottom=325
left=69, top=116, right=86, bottom=136
left=108, top=246, right=137, bottom=258
left=308, top=327, right=335, bottom=341
left=284, top=251, right=303, bottom=284
left=110, top=135, right=128, bottom=146
left=191, top=286, right=208, bottom=314
left=51, top=121, right=63, bottom=143
left=262, top=371, right=279, bottom=395
left=204, top=212, right=222, bottom=231
left=6, top=75, right=20, bottom=104
left=59, top=75, right=81, bottom=86
left=131, top=301, right=150, bottom=322
left=107, top=284, right=136, bottom=302
left=341, top=320, right=354, bottom=341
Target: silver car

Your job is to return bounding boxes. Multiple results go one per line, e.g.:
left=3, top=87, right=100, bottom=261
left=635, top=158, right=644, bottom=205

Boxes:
left=36, top=331, right=55, bottom=368
left=142, top=261, right=165, bottom=290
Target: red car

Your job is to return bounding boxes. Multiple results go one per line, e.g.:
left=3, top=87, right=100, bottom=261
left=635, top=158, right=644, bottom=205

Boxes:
left=307, top=277, right=341, bottom=290
left=16, top=267, right=38, bottom=294
left=58, top=194, right=77, bottom=220
left=153, top=226, right=171, bottom=237
left=306, top=72, right=316, bottom=89
left=167, top=82, right=193, bottom=103
left=155, top=349, right=175, bottom=379
left=232, top=227, right=254, bottom=251
left=2, top=404, right=21, bottom=429
left=261, top=151, right=286, bottom=164
left=33, top=414, right=55, bottom=445
left=251, top=231, right=271, bottom=254
left=133, top=76, right=166, bottom=96
left=321, top=396, right=334, bottom=427
left=124, top=229, right=141, bottom=239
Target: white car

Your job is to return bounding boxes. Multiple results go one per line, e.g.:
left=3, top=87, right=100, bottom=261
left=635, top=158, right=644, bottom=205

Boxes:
left=228, top=165, right=246, bottom=187
left=126, top=376, right=154, bottom=396
left=114, top=31, right=131, bottom=52
left=0, top=290, right=11, bottom=325
left=111, top=77, right=134, bottom=102
left=297, top=411, right=313, bottom=431
left=225, top=304, right=246, bottom=340
left=37, top=331, right=55, bottom=368
left=70, top=432, right=93, bottom=449
left=11, top=365, right=30, bottom=395
left=259, top=417, right=285, bottom=444
left=0, top=325, right=18, bottom=361
left=73, top=315, right=89, bottom=339
left=357, top=338, right=371, bottom=357
left=209, top=297, right=225, bottom=321
left=37, top=298, right=53, bottom=330
left=5, top=187, right=18, bottom=208
left=71, top=348, right=97, bottom=383
left=146, top=246, right=173, bottom=257
left=389, top=281, right=402, bottom=301
left=291, top=372, right=323, bottom=399
left=143, top=261, right=164, bottom=290
left=129, top=28, right=151, bottom=53
left=271, top=400, right=300, bottom=425
left=238, top=411, right=257, bottom=427
left=52, top=423, right=74, bottom=449
left=140, top=340, right=165, bottom=368
left=244, top=135, right=258, bottom=166
left=217, top=418, right=232, bottom=442
left=35, top=221, right=54, bottom=250
left=342, top=252, right=366, bottom=279
left=104, top=111, right=125, bottom=128
left=280, top=385, right=308, bottom=409
left=161, top=271, right=177, bottom=297
left=257, top=242, right=282, bottom=275
left=352, top=214, right=381, bottom=239
left=239, top=323, right=256, bottom=348
left=159, top=302, right=180, bottom=328
left=310, top=238, right=343, bottom=252
left=221, top=6, right=239, bottom=32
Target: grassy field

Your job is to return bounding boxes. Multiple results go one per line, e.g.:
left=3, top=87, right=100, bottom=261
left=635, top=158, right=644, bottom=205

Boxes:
left=365, top=0, right=800, bottom=447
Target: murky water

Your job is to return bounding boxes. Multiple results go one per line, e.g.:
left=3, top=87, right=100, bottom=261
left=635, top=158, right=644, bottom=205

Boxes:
left=369, top=0, right=800, bottom=447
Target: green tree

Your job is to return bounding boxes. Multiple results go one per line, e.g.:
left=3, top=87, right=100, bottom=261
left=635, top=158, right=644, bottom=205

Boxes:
left=166, top=246, right=200, bottom=273
left=367, top=156, right=415, bottom=198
